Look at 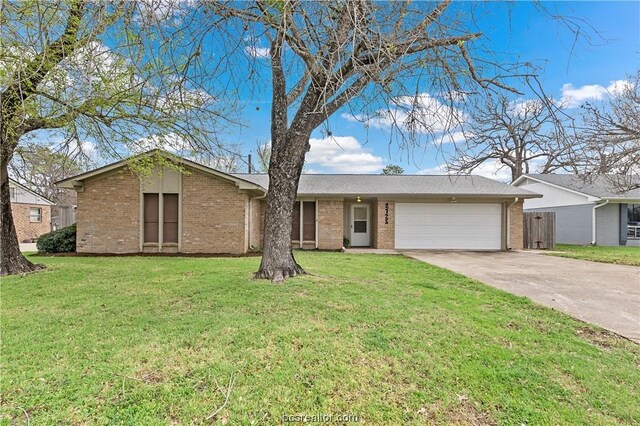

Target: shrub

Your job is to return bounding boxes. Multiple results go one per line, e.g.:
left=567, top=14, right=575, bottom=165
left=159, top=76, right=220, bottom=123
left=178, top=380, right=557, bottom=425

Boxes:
left=343, top=237, right=350, bottom=248
left=37, top=224, right=76, bottom=253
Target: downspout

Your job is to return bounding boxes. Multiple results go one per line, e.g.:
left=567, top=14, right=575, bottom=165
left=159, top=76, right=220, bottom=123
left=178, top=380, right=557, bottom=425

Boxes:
left=505, top=197, right=519, bottom=250
left=249, top=193, right=267, bottom=251
left=591, top=200, right=610, bottom=245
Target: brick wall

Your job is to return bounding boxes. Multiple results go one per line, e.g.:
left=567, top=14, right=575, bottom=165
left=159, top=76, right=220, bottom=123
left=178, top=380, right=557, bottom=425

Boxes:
left=317, top=199, right=343, bottom=250
left=76, top=170, right=140, bottom=253
left=11, top=203, right=51, bottom=242
left=509, top=200, right=524, bottom=250
left=181, top=169, right=248, bottom=254
left=374, top=199, right=395, bottom=249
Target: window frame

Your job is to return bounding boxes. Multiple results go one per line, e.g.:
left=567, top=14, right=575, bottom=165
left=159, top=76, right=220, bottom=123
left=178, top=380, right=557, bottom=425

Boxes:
left=143, top=193, right=180, bottom=245
left=143, top=193, right=160, bottom=243
left=162, top=193, right=179, bottom=244
left=29, top=207, right=42, bottom=223
left=628, top=204, right=640, bottom=240
left=628, top=204, right=640, bottom=225
left=291, top=199, right=317, bottom=247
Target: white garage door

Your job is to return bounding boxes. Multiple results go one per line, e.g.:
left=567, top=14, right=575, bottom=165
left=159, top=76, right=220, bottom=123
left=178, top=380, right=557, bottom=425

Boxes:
left=395, top=203, right=502, bottom=250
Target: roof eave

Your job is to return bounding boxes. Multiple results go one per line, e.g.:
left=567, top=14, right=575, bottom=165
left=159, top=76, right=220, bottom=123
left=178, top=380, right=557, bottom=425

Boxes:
left=296, top=192, right=542, bottom=199
left=599, top=197, right=640, bottom=203
left=55, top=150, right=267, bottom=194
left=514, top=174, right=599, bottom=200
left=9, top=178, right=55, bottom=204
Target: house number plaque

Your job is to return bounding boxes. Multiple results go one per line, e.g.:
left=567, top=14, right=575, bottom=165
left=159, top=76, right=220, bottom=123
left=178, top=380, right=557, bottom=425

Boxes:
left=384, top=202, right=389, bottom=224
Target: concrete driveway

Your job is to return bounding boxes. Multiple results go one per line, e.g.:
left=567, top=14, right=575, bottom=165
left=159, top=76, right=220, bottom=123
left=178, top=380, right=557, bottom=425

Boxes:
left=402, top=250, right=640, bottom=343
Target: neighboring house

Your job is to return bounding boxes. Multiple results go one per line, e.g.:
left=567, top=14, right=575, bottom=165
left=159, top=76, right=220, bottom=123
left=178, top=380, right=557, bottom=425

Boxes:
left=56, top=150, right=540, bottom=254
left=512, top=174, right=640, bottom=247
left=9, top=178, right=54, bottom=242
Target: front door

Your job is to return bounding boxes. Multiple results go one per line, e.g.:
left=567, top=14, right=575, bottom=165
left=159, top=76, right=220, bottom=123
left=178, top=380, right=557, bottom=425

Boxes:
left=351, top=204, right=370, bottom=247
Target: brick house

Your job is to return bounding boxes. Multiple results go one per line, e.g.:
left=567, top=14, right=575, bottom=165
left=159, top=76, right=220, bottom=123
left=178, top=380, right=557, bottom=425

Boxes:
left=9, top=179, right=53, bottom=242
left=56, top=150, right=540, bottom=254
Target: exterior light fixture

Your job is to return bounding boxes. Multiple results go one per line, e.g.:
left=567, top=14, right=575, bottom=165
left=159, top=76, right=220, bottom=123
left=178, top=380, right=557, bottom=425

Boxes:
left=451, top=197, right=457, bottom=203
left=356, top=196, right=362, bottom=203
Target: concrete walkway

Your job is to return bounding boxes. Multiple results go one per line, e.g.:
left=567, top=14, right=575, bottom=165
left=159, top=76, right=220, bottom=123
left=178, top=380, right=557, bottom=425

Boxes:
left=402, top=250, right=640, bottom=343
left=19, top=243, right=38, bottom=252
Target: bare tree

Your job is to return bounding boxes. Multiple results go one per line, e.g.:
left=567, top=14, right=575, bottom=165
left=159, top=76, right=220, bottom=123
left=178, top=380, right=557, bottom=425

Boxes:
left=448, top=92, right=573, bottom=182
left=256, top=143, right=271, bottom=173
left=9, top=143, right=87, bottom=205
left=0, top=1, right=229, bottom=275
left=203, top=156, right=242, bottom=174
left=576, top=70, right=640, bottom=190
left=206, top=1, right=539, bottom=281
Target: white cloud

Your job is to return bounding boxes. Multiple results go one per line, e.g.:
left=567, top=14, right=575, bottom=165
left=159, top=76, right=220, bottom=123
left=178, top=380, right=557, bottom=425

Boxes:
left=508, top=98, right=545, bottom=117
left=132, top=133, right=187, bottom=153
left=417, top=161, right=512, bottom=182
left=342, top=92, right=467, bottom=135
left=607, top=79, right=632, bottom=96
left=135, top=0, right=194, bottom=26
left=559, top=83, right=608, bottom=108
left=432, top=131, right=467, bottom=146
left=416, top=164, right=447, bottom=175
left=305, top=136, right=385, bottom=173
left=245, top=46, right=270, bottom=59
left=559, top=79, right=630, bottom=108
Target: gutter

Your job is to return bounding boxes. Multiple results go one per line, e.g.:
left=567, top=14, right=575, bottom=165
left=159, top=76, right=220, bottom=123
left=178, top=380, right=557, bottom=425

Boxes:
left=591, top=200, right=610, bottom=245
left=505, top=197, right=519, bottom=250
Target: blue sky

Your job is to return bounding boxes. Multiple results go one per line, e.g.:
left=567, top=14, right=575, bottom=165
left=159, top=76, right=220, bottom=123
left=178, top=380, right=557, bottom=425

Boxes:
left=221, top=1, right=639, bottom=178
left=26, top=1, right=639, bottom=179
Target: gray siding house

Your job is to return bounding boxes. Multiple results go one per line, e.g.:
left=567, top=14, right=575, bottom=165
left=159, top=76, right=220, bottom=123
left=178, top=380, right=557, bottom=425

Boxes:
left=512, top=174, right=640, bottom=247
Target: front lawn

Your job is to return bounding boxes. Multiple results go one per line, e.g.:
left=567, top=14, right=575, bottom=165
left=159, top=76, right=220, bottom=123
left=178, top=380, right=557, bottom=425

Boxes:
left=549, top=244, right=640, bottom=266
left=1, top=253, right=639, bottom=425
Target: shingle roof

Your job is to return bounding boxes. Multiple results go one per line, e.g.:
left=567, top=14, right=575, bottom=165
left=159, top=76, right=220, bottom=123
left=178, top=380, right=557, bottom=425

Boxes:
left=522, top=174, right=640, bottom=200
left=233, top=173, right=540, bottom=198
left=54, top=148, right=539, bottom=198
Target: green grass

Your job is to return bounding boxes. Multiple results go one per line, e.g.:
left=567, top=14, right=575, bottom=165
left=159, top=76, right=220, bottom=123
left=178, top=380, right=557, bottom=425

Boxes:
left=549, top=244, right=640, bottom=266
left=1, top=253, right=639, bottom=425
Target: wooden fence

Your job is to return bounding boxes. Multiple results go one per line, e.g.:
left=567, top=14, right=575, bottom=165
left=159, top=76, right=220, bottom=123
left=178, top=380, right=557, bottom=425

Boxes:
left=51, top=205, right=76, bottom=230
left=523, top=212, right=555, bottom=250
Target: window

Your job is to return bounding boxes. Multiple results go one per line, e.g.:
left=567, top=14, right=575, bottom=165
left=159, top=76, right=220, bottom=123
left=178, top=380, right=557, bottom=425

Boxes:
left=628, top=204, right=640, bottom=225
left=290, top=201, right=316, bottom=242
left=144, top=194, right=159, bottom=243
left=29, top=207, right=42, bottom=223
left=628, top=204, right=640, bottom=240
left=291, top=202, right=301, bottom=241
left=303, top=201, right=316, bottom=241
left=144, top=193, right=179, bottom=244
left=353, top=206, right=368, bottom=233
left=163, top=194, right=179, bottom=243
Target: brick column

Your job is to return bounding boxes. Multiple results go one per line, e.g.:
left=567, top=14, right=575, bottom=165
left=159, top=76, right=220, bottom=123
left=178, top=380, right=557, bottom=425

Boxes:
left=317, top=200, right=344, bottom=250
left=509, top=200, right=524, bottom=250
left=374, top=199, right=395, bottom=249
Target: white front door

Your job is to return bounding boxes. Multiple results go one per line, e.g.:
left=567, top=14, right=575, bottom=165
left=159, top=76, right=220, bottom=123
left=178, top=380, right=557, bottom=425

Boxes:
left=351, top=204, right=370, bottom=247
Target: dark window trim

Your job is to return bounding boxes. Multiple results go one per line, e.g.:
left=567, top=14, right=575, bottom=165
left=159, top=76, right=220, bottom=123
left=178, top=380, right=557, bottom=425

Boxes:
left=291, top=200, right=317, bottom=247
left=143, top=193, right=159, bottom=243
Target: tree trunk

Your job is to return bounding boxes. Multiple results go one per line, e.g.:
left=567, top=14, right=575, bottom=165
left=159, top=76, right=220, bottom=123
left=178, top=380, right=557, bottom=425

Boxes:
left=0, top=154, right=43, bottom=276
left=255, top=134, right=308, bottom=282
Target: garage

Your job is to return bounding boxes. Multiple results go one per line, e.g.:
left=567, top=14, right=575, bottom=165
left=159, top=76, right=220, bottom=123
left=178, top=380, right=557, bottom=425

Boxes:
left=395, top=203, right=503, bottom=250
